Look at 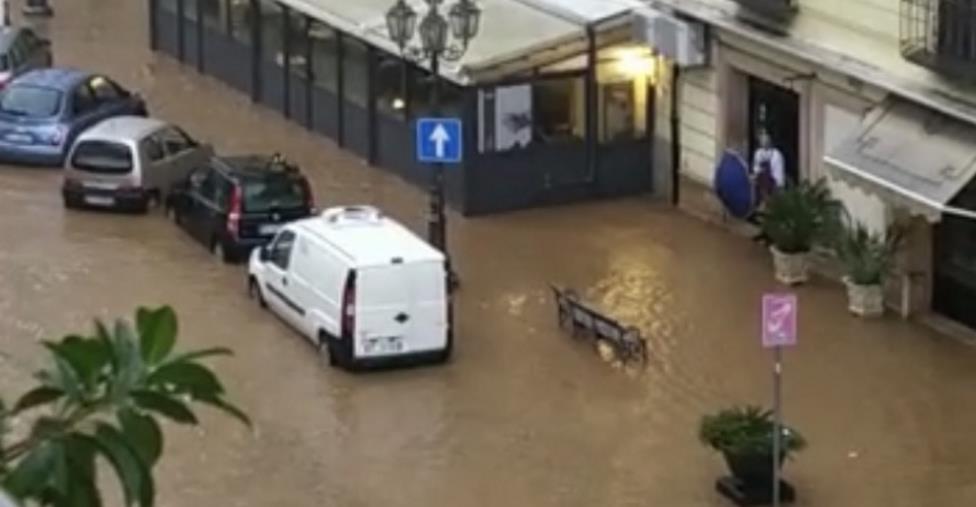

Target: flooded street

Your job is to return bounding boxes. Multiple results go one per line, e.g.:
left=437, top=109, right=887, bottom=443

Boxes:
left=2, top=0, right=976, bottom=505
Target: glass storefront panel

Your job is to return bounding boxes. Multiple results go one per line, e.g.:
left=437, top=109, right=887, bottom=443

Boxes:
left=375, top=52, right=406, bottom=120
left=343, top=37, right=369, bottom=107
left=309, top=21, right=338, bottom=92
left=229, top=0, right=254, bottom=45
left=200, top=0, right=224, bottom=31
left=258, top=0, right=284, bottom=65
left=184, top=0, right=198, bottom=20
left=287, top=10, right=309, bottom=78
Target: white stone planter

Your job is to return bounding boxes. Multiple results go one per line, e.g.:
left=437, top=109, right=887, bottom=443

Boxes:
left=844, top=278, right=885, bottom=317
left=771, top=247, right=810, bottom=285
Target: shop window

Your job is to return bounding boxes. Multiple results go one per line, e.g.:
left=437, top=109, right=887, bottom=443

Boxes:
left=343, top=37, right=369, bottom=107
left=258, top=0, right=284, bottom=65
left=287, top=10, right=309, bottom=78
left=184, top=0, right=198, bottom=21
left=409, top=66, right=463, bottom=117
left=229, top=0, right=254, bottom=45
left=533, top=76, right=584, bottom=145
left=375, top=52, right=406, bottom=120
left=200, top=0, right=223, bottom=31
left=160, top=0, right=178, bottom=13
left=309, top=21, right=338, bottom=92
left=600, top=81, right=647, bottom=143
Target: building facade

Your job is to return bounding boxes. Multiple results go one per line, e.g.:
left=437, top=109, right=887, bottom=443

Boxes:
left=648, top=0, right=976, bottom=331
left=147, top=0, right=667, bottom=216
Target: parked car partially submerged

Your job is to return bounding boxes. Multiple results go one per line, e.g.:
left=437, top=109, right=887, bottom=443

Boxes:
left=166, top=154, right=314, bottom=262
left=0, top=68, right=146, bottom=166
left=62, top=116, right=212, bottom=212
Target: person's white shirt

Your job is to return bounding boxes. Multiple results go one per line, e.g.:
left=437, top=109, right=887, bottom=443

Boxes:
left=752, top=147, right=786, bottom=188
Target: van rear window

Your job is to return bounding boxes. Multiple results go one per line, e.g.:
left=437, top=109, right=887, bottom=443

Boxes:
left=71, top=141, right=134, bottom=174
left=242, top=175, right=308, bottom=213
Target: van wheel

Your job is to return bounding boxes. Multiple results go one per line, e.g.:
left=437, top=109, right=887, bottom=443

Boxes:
left=248, top=277, right=266, bottom=308
left=319, top=332, right=339, bottom=368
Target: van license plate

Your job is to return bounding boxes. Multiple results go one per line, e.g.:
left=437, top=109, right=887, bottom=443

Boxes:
left=259, top=224, right=281, bottom=235
left=366, top=337, right=403, bottom=355
left=84, top=195, right=115, bottom=207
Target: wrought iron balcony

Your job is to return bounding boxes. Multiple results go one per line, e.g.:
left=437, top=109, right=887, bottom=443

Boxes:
left=901, top=0, right=976, bottom=79
left=731, top=0, right=798, bottom=22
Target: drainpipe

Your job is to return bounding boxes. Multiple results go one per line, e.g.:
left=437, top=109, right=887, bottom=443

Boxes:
left=584, top=23, right=599, bottom=186
left=670, top=63, right=681, bottom=206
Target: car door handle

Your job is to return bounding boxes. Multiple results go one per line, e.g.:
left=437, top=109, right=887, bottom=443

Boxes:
left=282, top=277, right=288, bottom=286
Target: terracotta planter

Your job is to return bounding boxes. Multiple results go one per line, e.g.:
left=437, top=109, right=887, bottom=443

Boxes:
left=844, top=278, right=884, bottom=317
left=770, top=247, right=810, bottom=285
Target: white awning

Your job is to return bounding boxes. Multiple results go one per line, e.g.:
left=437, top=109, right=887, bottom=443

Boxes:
left=281, top=0, right=643, bottom=85
left=825, top=99, right=976, bottom=222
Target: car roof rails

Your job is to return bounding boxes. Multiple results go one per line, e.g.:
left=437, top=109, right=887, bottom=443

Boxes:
left=267, top=152, right=300, bottom=174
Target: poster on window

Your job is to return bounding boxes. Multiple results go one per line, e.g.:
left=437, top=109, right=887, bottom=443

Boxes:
left=479, top=85, right=532, bottom=152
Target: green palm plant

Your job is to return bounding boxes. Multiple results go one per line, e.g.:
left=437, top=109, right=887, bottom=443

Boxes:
left=0, top=306, right=249, bottom=507
left=759, top=180, right=843, bottom=254
left=835, top=221, right=903, bottom=286
left=699, top=405, right=806, bottom=457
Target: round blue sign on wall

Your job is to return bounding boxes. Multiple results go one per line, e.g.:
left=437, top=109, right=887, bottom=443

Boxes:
left=713, top=150, right=755, bottom=220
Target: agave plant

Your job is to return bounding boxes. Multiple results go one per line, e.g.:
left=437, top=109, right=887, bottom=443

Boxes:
left=835, top=221, right=903, bottom=286
left=759, top=180, right=843, bottom=254
left=699, top=405, right=806, bottom=458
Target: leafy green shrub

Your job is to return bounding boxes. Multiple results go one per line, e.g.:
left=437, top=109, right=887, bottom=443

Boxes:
left=835, top=221, right=903, bottom=286
left=699, top=405, right=806, bottom=457
left=760, top=180, right=843, bottom=254
left=0, top=306, right=249, bottom=507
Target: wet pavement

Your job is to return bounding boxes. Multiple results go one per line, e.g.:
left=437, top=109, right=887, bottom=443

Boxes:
left=2, top=0, right=976, bottom=505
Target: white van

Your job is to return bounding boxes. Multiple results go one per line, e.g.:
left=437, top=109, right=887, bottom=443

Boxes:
left=247, top=205, right=452, bottom=369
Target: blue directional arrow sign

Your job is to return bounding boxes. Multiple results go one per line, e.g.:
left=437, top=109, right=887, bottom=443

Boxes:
left=416, top=118, right=462, bottom=164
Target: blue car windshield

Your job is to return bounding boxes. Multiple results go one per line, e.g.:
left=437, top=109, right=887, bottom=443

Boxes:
left=0, top=85, right=62, bottom=118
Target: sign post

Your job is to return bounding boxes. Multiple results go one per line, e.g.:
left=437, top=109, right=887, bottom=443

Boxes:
left=761, top=293, right=797, bottom=507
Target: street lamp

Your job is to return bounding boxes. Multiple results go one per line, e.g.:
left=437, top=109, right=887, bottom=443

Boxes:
left=386, top=0, right=480, bottom=290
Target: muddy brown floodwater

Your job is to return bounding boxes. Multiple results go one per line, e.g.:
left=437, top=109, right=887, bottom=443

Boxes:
left=2, top=0, right=976, bottom=505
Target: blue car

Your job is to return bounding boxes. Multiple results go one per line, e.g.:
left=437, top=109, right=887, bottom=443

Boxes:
left=0, top=68, right=147, bottom=166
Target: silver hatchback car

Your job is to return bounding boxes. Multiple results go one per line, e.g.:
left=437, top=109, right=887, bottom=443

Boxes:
left=62, top=116, right=213, bottom=212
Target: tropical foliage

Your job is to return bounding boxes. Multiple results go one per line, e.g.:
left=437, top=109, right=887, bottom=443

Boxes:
left=834, top=220, right=903, bottom=286
left=699, top=405, right=806, bottom=458
left=760, top=180, right=842, bottom=254
left=0, top=306, right=248, bottom=507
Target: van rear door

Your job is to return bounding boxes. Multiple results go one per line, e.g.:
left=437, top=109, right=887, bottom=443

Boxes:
left=355, top=260, right=447, bottom=358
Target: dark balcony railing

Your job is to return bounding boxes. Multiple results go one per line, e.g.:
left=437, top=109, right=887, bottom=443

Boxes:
left=901, top=0, right=976, bottom=78
left=731, top=0, right=798, bottom=21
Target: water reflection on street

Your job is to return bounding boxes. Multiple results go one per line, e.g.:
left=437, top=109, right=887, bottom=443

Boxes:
left=0, top=0, right=975, bottom=505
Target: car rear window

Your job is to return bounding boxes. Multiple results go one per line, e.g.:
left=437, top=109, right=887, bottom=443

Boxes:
left=242, top=175, right=308, bottom=213
left=0, top=85, right=62, bottom=118
left=70, top=141, right=134, bottom=174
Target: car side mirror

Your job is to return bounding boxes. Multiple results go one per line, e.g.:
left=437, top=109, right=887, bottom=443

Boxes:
left=259, top=246, right=271, bottom=262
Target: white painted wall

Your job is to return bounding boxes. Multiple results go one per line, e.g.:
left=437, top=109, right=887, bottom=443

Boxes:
left=678, top=66, right=719, bottom=184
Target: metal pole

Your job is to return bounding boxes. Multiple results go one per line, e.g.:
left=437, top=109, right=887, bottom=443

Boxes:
left=428, top=51, right=447, bottom=254
left=772, top=345, right=783, bottom=507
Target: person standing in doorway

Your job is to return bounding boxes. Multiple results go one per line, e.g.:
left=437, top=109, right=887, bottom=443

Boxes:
left=750, top=128, right=787, bottom=243
left=752, top=128, right=787, bottom=205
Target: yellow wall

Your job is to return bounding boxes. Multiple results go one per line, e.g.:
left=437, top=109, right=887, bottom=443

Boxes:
left=798, top=0, right=900, bottom=43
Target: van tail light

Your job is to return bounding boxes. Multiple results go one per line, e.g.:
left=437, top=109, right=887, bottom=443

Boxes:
left=227, top=185, right=242, bottom=238
left=341, top=270, right=357, bottom=341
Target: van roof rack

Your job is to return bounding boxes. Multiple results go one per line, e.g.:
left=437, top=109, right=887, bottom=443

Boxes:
left=321, top=205, right=383, bottom=225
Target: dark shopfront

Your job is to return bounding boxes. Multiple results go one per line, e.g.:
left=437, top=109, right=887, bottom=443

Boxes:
left=148, top=0, right=655, bottom=215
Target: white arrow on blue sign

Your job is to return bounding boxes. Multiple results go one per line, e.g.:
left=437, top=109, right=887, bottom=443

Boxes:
left=416, top=118, right=462, bottom=164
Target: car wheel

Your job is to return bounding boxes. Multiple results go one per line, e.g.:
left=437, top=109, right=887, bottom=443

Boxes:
left=319, top=333, right=339, bottom=368
left=165, top=205, right=180, bottom=224
left=212, top=239, right=229, bottom=263
left=248, top=277, right=267, bottom=308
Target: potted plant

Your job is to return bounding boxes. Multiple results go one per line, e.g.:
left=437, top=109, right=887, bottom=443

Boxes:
left=759, top=180, right=841, bottom=285
left=835, top=221, right=903, bottom=317
left=699, top=406, right=806, bottom=487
